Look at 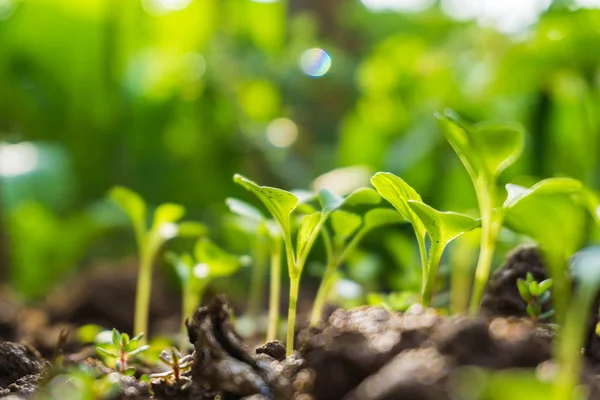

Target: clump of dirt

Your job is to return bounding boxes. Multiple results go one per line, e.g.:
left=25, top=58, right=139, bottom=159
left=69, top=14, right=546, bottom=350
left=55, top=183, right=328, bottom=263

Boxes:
left=0, top=341, right=45, bottom=397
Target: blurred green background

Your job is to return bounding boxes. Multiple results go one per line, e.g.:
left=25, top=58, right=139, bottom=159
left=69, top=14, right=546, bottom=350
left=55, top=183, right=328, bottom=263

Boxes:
left=2, top=0, right=600, bottom=304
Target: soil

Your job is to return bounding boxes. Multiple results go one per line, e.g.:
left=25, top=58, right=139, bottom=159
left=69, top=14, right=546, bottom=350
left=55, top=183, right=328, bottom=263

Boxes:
left=2, top=246, right=600, bottom=399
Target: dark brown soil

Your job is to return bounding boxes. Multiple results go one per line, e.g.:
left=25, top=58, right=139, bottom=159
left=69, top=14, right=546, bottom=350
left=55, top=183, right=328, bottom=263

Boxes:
left=2, top=246, right=600, bottom=399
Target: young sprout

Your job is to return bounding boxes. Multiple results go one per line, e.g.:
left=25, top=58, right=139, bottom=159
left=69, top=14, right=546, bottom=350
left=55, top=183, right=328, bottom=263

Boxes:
left=436, top=111, right=525, bottom=314
left=96, top=329, right=149, bottom=375
left=516, top=273, right=554, bottom=321
left=168, top=238, right=241, bottom=351
left=310, top=205, right=405, bottom=326
left=503, top=178, right=587, bottom=324
left=234, top=174, right=350, bottom=355
left=226, top=197, right=283, bottom=342
left=371, top=173, right=479, bottom=306
left=109, top=187, right=206, bottom=341
left=149, top=348, right=195, bottom=389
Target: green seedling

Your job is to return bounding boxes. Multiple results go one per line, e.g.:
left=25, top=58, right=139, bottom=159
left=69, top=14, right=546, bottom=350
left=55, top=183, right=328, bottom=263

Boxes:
left=504, top=178, right=588, bottom=324
left=149, top=348, right=195, bottom=389
left=310, top=202, right=405, bottom=326
left=371, top=172, right=479, bottom=306
left=234, top=174, right=353, bottom=355
left=554, top=247, right=600, bottom=400
left=436, top=110, right=525, bottom=314
left=96, top=329, right=149, bottom=375
left=168, top=238, right=241, bottom=350
left=516, top=273, right=554, bottom=321
left=226, top=197, right=283, bottom=342
left=109, top=187, right=206, bottom=341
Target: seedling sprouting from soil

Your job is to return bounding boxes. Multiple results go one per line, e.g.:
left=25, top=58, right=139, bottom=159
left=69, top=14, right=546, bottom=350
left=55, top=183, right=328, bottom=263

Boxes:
left=96, top=329, right=149, bottom=375
left=310, top=194, right=405, bottom=326
left=226, top=197, right=283, bottom=342
left=168, top=238, right=241, bottom=350
left=436, top=111, right=525, bottom=314
left=109, top=187, right=206, bottom=341
left=234, top=174, right=354, bottom=355
left=371, top=172, right=479, bottom=306
left=149, top=348, right=195, bottom=388
left=516, top=273, right=554, bottom=321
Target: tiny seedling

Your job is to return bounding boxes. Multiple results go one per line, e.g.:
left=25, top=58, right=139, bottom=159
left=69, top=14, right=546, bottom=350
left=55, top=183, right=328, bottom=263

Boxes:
left=516, top=273, right=554, bottom=321
left=310, top=205, right=405, bottom=326
left=226, top=197, right=283, bottom=342
left=234, top=174, right=352, bottom=355
left=109, top=187, right=206, bottom=341
left=371, top=172, right=479, bottom=306
left=96, top=329, right=149, bottom=375
left=149, top=348, right=195, bottom=389
left=168, top=238, right=241, bottom=350
left=436, top=110, right=525, bottom=313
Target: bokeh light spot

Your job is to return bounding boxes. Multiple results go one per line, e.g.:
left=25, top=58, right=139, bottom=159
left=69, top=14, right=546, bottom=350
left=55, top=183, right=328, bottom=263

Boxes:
left=266, top=118, right=299, bottom=148
left=360, top=0, right=435, bottom=12
left=142, top=0, right=193, bottom=15
left=193, top=263, right=210, bottom=279
left=300, top=48, right=332, bottom=78
left=159, top=222, right=179, bottom=240
left=0, top=142, right=39, bottom=177
left=0, top=0, right=16, bottom=21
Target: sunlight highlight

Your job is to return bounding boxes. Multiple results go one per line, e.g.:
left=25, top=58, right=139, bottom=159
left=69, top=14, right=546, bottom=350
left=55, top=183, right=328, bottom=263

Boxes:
left=0, top=142, right=39, bottom=177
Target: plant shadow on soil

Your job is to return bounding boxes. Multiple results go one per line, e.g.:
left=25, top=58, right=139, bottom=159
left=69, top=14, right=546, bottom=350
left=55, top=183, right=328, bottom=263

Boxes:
left=2, top=246, right=600, bottom=399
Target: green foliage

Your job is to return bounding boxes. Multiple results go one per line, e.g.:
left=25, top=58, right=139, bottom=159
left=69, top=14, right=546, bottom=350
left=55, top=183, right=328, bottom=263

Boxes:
left=96, top=329, right=149, bottom=374
left=516, top=273, right=554, bottom=320
left=437, top=110, right=525, bottom=313
left=109, top=186, right=206, bottom=342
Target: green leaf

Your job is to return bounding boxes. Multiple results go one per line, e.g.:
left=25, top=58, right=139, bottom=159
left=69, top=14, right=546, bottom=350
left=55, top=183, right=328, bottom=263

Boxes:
left=152, top=203, right=185, bottom=232
left=120, top=333, right=130, bottom=347
left=234, top=174, right=298, bottom=239
left=111, top=328, right=121, bottom=347
left=296, top=212, right=323, bottom=264
left=504, top=179, right=587, bottom=260
left=96, top=347, right=117, bottom=358
left=526, top=304, right=538, bottom=318
left=194, top=238, right=240, bottom=278
left=407, top=200, right=480, bottom=247
left=343, top=188, right=381, bottom=207
left=318, top=189, right=345, bottom=214
left=130, top=333, right=144, bottom=343
left=127, top=345, right=150, bottom=358
left=361, top=208, right=405, bottom=231
left=529, top=281, right=540, bottom=297
left=517, top=279, right=531, bottom=302
left=76, top=324, right=103, bottom=344
left=370, top=172, right=426, bottom=239
left=436, top=110, right=525, bottom=180
left=225, top=197, right=265, bottom=222
left=124, top=339, right=138, bottom=352
left=109, top=186, right=147, bottom=244
left=330, top=210, right=362, bottom=243
left=176, top=222, right=208, bottom=237
left=540, top=310, right=555, bottom=320
left=538, top=279, right=553, bottom=294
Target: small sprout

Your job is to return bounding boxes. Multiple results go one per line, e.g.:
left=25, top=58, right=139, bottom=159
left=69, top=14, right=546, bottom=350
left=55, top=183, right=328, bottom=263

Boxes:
left=516, top=273, right=554, bottom=321
left=436, top=111, right=525, bottom=313
left=96, top=329, right=149, bottom=374
left=109, top=187, right=207, bottom=341
left=150, top=348, right=195, bottom=389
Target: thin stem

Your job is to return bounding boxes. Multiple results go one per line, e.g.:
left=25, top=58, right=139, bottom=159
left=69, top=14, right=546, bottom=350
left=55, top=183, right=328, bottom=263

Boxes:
left=421, top=242, right=444, bottom=307
left=266, top=236, right=282, bottom=342
left=286, top=274, right=300, bottom=356
left=554, top=285, right=594, bottom=400
left=310, top=258, right=338, bottom=327
left=417, top=234, right=429, bottom=298
left=247, top=231, right=268, bottom=317
left=469, top=184, right=497, bottom=314
left=181, top=281, right=206, bottom=352
left=134, top=249, right=154, bottom=343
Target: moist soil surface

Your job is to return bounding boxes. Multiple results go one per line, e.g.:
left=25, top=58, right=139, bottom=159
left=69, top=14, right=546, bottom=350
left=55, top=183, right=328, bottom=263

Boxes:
left=1, top=246, right=600, bottom=399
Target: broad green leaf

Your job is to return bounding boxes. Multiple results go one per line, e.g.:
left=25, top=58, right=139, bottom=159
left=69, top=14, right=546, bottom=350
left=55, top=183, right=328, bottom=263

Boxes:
left=194, top=238, right=240, bottom=278
left=517, top=279, right=531, bottom=302
left=296, top=212, right=323, bottom=263
left=504, top=179, right=587, bottom=259
left=176, top=222, right=208, bottom=237
left=109, top=186, right=147, bottom=243
left=538, top=279, right=553, bottom=294
left=436, top=110, right=525, bottom=180
left=225, top=197, right=265, bottom=222
left=343, top=188, right=381, bottom=207
left=318, top=189, right=345, bottom=214
left=361, top=208, right=406, bottom=231
left=370, top=172, right=425, bottom=239
left=330, top=210, right=362, bottom=242
left=408, top=200, right=480, bottom=247
left=124, top=339, right=138, bottom=352
left=112, top=328, right=120, bottom=347
left=234, top=174, right=298, bottom=239
left=152, top=203, right=185, bottom=231
left=96, top=347, right=117, bottom=358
